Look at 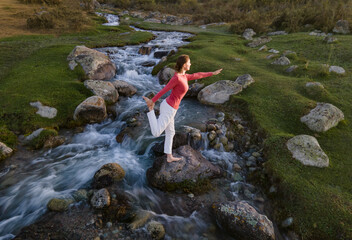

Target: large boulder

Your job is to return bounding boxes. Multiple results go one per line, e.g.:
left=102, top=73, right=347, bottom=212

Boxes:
left=197, top=80, right=242, bottom=105
left=185, top=82, right=205, bottom=98
left=333, top=20, right=350, bottom=34
left=157, top=67, right=175, bottom=85
left=138, top=46, right=152, bottom=55
left=147, top=221, right=165, bottom=240
left=300, top=103, right=344, bottom=132
left=0, top=142, right=13, bottom=160
left=67, top=45, right=116, bottom=81
left=286, top=135, right=329, bottom=167
left=92, top=163, right=126, bottom=188
left=212, top=201, right=275, bottom=240
left=154, top=51, right=169, bottom=59
left=146, top=145, right=221, bottom=191
left=112, top=80, right=137, bottom=97
left=234, top=74, right=254, bottom=89
left=84, top=80, right=119, bottom=104
left=73, top=96, right=107, bottom=124
left=247, top=37, right=272, bottom=48
left=242, top=28, right=256, bottom=40
left=152, top=132, right=188, bottom=156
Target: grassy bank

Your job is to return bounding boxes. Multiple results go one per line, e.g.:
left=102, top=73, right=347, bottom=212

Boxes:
left=0, top=14, right=154, bottom=145
left=132, top=20, right=352, bottom=239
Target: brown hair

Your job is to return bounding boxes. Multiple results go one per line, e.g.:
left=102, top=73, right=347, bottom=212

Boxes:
left=175, top=54, right=190, bottom=73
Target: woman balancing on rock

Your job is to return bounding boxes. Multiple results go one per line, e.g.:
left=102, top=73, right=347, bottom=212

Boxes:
left=143, top=54, right=222, bottom=162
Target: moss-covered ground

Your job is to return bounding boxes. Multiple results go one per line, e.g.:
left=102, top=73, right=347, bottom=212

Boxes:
left=130, top=20, right=352, bottom=239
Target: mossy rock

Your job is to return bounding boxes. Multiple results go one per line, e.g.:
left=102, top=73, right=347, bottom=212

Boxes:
left=47, top=198, right=74, bottom=212
left=28, top=128, right=58, bottom=149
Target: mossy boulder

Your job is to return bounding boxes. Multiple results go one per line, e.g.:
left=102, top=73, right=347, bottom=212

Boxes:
left=47, top=198, right=74, bottom=212
left=26, top=128, right=58, bottom=150
left=92, top=163, right=126, bottom=188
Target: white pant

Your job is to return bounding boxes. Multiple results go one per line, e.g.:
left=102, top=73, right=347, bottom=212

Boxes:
left=147, top=99, right=177, bottom=154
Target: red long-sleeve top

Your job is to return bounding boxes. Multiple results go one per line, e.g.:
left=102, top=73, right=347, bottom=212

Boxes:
left=152, top=72, right=213, bottom=109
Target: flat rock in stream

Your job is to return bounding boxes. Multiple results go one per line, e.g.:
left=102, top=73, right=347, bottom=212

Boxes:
left=146, top=145, right=221, bottom=191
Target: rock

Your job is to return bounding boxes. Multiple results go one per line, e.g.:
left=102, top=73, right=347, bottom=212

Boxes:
left=147, top=221, right=165, bottom=240
left=67, top=45, right=116, bottom=81
left=84, top=80, right=119, bottom=104
left=247, top=37, right=272, bottom=48
left=309, top=30, right=327, bottom=37
left=286, top=65, right=298, bottom=73
left=185, top=83, right=205, bottom=98
left=47, top=198, right=74, bottom=212
left=234, top=74, right=254, bottom=89
left=138, top=46, right=152, bottom=55
left=208, top=131, right=217, bottom=141
left=266, top=54, right=278, bottom=59
left=271, top=56, right=291, bottom=65
left=333, top=20, right=350, bottom=34
left=129, top=210, right=153, bottom=229
left=0, top=142, right=13, bottom=160
left=324, top=36, right=338, bottom=43
left=90, top=188, right=111, bottom=209
left=300, top=103, right=344, bottom=132
left=29, top=101, right=57, bottom=119
left=267, top=31, right=287, bottom=36
left=282, top=50, right=297, bottom=57
left=286, top=135, right=329, bottom=167
left=306, top=82, right=324, bottom=89
left=73, top=96, right=107, bottom=124
left=258, top=45, right=268, bottom=51
left=92, top=163, right=126, bottom=188
left=154, top=51, right=169, bottom=59
left=43, top=136, right=65, bottom=148
left=252, top=152, right=261, bottom=158
left=144, top=18, right=161, bottom=23
left=24, top=128, right=44, bottom=143
left=282, top=217, right=294, bottom=228
left=329, top=66, right=346, bottom=75
left=212, top=201, right=275, bottom=240
left=157, top=67, right=175, bottom=85
left=232, top=172, right=243, bottom=182
left=268, top=49, right=279, bottom=54
left=233, top=163, right=242, bottom=171
left=243, top=28, right=256, bottom=40
left=112, top=80, right=137, bottom=97
left=146, top=145, right=221, bottom=191
left=197, top=80, right=242, bottom=105
left=141, top=60, right=156, bottom=67
left=151, top=132, right=188, bottom=155
left=72, top=189, right=88, bottom=202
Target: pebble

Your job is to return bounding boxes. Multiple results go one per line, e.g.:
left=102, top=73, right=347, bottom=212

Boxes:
left=233, top=163, right=242, bottom=171
left=248, top=156, right=256, bottom=162
left=106, top=222, right=112, bottom=228
left=112, top=229, right=119, bottom=234
left=269, top=185, right=277, bottom=193
left=216, top=112, right=225, bottom=118
left=112, top=194, right=117, bottom=199
left=241, top=152, right=251, bottom=159
left=252, top=152, right=261, bottom=157
left=217, top=116, right=225, bottom=122
left=188, top=193, right=194, bottom=198
left=255, top=196, right=265, bottom=202
left=282, top=217, right=294, bottom=227
left=232, top=172, right=243, bottom=182
left=246, top=161, right=256, bottom=167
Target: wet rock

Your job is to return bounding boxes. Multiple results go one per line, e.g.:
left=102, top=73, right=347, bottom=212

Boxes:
left=232, top=172, right=243, bottom=182
left=185, top=82, right=205, bottom=98
left=286, top=135, right=329, bottom=167
left=67, top=45, right=116, bottom=81
left=154, top=51, right=169, bottom=59
left=212, top=201, right=275, bottom=240
left=220, top=136, right=228, bottom=145
left=208, top=131, right=217, bottom=141
left=198, top=80, right=242, bottom=105
left=72, top=189, right=88, bottom=202
left=84, top=80, right=119, bottom=104
left=43, top=136, right=65, bottom=148
left=282, top=217, right=294, bottom=228
left=92, top=163, right=125, bottom=188
left=103, top=191, right=134, bottom=222
left=141, top=60, right=156, bottom=67
left=138, top=46, right=152, bottom=55
left=73, top=96, right=107, bottom=124
left=300, top=103, right=344, bottom=132
left=329, top=65, right=345, bottom=75
left=234, top=74, right=254, bottom=89
left=247, top=36, right=272, bottom=48
left=0, top=142, right=13, bottom=160
left=90, top=188, right=111, bottom=209
left=129, top=210, right=153, bottom=229
left=147, top=145, right=221, bottom=191
left=286, top=65, right=298, bottom=72
left=225, top=142, right=234, bottom=152
left=271, top=56, right=291, bottom=65
left=333, top=20, right=350, bottom=34
left=252, top=152, right=261, bottom=158
left=47, top=198, right=74, bottom=212
left=29, top=101, right=57, bottom=119
left=112, top=80, right=137, bottom=97
left=241, top=152, right=251, bottom=159
left=243, top=28, right=256, bottom=40
left=151, top=132, right=188, bottom=155
left=233, top=163, right=242, bottom=172
left=147, top=221, right=165, bottom=240
left=157, top=66, right=175, bottom=85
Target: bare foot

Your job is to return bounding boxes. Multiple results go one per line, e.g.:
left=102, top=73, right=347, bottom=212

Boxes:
left=167, top=154, right=182, bottom=163
left=142, top=96, right=154, bottom=111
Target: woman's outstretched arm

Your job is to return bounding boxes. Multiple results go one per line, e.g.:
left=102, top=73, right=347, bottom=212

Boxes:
left=186, top=68, right=222, bottom=81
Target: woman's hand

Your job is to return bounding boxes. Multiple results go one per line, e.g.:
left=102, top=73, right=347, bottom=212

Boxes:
left=143, top=96, right=155, bottom=111
left=212, top=68, right=223, bottom=75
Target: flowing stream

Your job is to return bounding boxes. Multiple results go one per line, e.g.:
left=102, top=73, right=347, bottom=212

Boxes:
left=0, top=15, right=269, bottom=240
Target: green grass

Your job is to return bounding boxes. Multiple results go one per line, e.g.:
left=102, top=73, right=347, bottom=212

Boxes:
left=0, top=15, right=154, bottom=144
left=131, top=20, right=352, bottom=239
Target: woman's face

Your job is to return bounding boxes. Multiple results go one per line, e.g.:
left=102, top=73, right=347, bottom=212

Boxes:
left=183, top=59, right=191, bottom=72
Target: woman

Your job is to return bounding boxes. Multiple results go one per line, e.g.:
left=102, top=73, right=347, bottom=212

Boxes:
left=143, top=55, right=222, bottom=162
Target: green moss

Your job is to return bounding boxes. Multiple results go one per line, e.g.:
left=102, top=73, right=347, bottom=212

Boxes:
left=0, top=126, right=17, bottom=149
left=27, top=128, right=58, bottom=149
left=165, top=178, right=213, bottom=194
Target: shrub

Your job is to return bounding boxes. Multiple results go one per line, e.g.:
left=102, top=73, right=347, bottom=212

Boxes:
left=27, top=11, right=55, bottom=29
